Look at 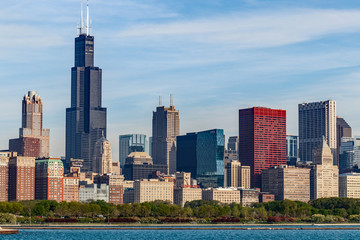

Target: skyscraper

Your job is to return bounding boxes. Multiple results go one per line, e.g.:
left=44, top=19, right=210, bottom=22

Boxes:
left=286, top=135, right=298, bottom=166
left=9, top=91, right=50, bottom=158
left=224, top=160, right=250, bottom=188
left=336, top=117, right=352, bottom=162
left=310, top=139, right=338, bottom=199
left=92, top=135, right=113, bottom=175
left=238, top=107, right=286, bottom=188
left=66, top=4, right=106, bottom=172
left=119, top=134, right=147, bottom=167
left=298, top=100, right=336, bottom=164
left=152, top=97, right=179, bottom=174
left=176, top=129, right=225, bottom=188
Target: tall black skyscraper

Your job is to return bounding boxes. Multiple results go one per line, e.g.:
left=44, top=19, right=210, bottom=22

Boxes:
left=66, top=3, right=106, bottom=172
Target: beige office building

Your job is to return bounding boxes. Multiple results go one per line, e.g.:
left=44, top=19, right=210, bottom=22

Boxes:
left=0, top=152, right=9, bottom=202
left=202, top=188, right=241, bottom=204
left=310, top=139, right=339, bottom=199
left=339, top=173, right=360, bottom=198
left=134, top=179, right=174, bottom=203
left=174, top=188, right=202, bottom=206
left=63, top=177, right=79, bottom=202
left=262, top=165, right=310, bottom=202
left=224, top=161, right=250, bottom=188
left=175, top=172, right=192, bottom=188
left=152, top=98, right=180, bottom=174
left=93, top=136, right=112, bottom=175
left=240, top=189, right=259, bottom=207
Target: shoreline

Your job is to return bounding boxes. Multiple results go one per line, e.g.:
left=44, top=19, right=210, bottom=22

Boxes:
left=3, top=223, right=360, bottom=231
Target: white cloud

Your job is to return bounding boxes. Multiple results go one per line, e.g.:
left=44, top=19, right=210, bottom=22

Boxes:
left=117, top=9, right=360, bottom=48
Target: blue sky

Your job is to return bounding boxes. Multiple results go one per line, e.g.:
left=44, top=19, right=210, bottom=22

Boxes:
left=2, top=0, right=360, bottom=161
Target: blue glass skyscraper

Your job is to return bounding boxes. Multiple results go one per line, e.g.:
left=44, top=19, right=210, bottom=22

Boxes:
left=286, top=135, right=298, bottom=166
left=119, top=134, right=147, bottom=167
left=177, top=129, right=225, bottom=188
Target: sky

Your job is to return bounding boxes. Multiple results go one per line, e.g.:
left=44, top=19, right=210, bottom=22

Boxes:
left=1, top=0, right=360, bottom=161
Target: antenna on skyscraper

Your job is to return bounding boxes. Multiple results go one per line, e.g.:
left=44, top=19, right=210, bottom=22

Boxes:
left=170, top=94, right=173, bottom=107
left=159, top=96, right=162, bottom=106
left=86, top=0, right=90, bottom=35
left=80, top=2, right=84, bottom=34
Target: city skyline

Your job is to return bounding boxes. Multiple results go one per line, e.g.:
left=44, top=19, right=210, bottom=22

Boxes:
left=2, top=1, right=360, bottom=161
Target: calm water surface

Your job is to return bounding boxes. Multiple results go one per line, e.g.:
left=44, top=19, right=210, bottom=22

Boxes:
left=3, top=228, right=360, bottom=240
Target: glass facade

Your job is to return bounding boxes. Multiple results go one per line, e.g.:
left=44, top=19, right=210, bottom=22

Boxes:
left=119, top=134, right=147, bottom=167
left=286, top=135, right=298, bottom=166
left=176, top=129, right=225, bottom=188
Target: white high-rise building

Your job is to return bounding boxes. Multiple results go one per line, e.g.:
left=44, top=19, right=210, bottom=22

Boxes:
left=299, top=100, right=336, bottom=164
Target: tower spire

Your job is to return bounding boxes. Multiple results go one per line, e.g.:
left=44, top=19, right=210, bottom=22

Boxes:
left=80, top=2, right=84, bottom=34
left=170, top=94, right=173, bottom=107
left=86, top=0, right=90, bottom=35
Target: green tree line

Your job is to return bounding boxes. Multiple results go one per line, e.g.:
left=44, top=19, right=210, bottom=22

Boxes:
left=1, top=198, right=360, bottom=223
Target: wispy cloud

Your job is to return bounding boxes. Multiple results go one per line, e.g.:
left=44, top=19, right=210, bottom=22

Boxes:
left=117, top=9, right=360, bottom=48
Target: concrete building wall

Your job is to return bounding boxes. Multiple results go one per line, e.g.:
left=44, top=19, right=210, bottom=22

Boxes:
left=134, top=179, right=174, bottom=203
left=339, top=173, right=360, bottom=198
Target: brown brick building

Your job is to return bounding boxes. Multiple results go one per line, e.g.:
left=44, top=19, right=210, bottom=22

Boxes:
left=9, top=137, right=41, bottom=158
left=35, top=158, right=63, bottom=202
left=8, top=154, right=35, bottom=201
left=63, top=176, right=79, bottom=202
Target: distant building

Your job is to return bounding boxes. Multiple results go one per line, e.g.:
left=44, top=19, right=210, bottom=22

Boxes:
left=310, top=139, right=339, bottom=199
left=225, top=136, right=238, bottom=166
left=240, top=189, right=259, bottom=207
left=238, top=107, right=286, bottom=188
left=79, top=184, right=109, bottom=202
left=174, top=188, right=202, bottom=207
left=339, top=173, right=360, bottom=198
left=202, top=188, right=240, bottom=204
left=63, top=176, right=79, bottom=202
left=339, top=137, right=355, bottom=173
left=262, top=165, right=310, bottom=202
left=9, top=91, right=50, bottom=158
left=227, top=136, right=239, bottom=151
left=94, top=174, right=125, bottom=205
left=259, top=192, right=275, bottom=203
left=0, top=152, right=9, bottom=201
left=224, top=160, right=250, bottom=189
left=92, top=135, right=113, bottom=175
left=119, top=134, right=147, bottom=167
left=134, top=179, right=174, bottom=203
left=286, top=135, right=298, bottom=166
left=35, top=158, right=64, bottom=202
left=175, top=172, right=192, bottom=188
left=337, top=117, right=352, bottom=161
left=123, top=152, right=167, bottom=180
left=8, top=153, right=35, bottom=201
left=112, top=162, right=121, bottom=175
left=177, top=129, right=225, bottom=188
left=299, top=100, right=336, bottom=164
left=152, top=99, right=180, bottom=174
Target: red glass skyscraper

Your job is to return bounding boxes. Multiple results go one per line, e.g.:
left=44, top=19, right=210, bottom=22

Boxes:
left=239, top=107, right=286, bottom=188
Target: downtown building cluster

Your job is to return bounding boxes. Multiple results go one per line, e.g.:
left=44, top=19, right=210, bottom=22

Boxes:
left=1, top=7, right=360, bottom=207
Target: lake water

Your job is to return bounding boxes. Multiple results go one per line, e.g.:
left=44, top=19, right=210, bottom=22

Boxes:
left=3, top=227, right=360, bottom=240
